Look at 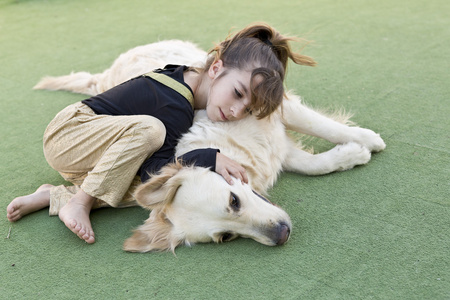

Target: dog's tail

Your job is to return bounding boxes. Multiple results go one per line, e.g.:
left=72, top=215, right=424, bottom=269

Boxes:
left=33, top=71, right=103, bottom=96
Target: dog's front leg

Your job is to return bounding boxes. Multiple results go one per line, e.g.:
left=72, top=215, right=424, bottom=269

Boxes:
left=282, top=94, right=386, bottom=152
left=282, top=140, right=371, bottom=175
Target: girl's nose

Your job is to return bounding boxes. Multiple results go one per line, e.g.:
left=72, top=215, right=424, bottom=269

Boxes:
left=231, top=102, right=247, bottom=120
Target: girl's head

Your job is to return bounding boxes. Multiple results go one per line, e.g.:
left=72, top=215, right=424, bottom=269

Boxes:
left=203, top=22, right=316, bottom=121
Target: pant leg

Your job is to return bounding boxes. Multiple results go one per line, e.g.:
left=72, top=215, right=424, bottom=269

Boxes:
left=48, top=176, right=142, bottom=216
left=44, top=102, right=165, bottom=213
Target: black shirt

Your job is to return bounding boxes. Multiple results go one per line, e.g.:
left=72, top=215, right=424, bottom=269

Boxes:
left=82, top=65, right=218, bottom=182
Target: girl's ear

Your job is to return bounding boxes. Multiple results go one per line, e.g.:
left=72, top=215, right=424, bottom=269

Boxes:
left=208, top=59, right=224, bottom=79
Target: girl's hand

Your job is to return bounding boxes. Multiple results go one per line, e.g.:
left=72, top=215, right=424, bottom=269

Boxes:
left=215, top=152, right=248, bottom=185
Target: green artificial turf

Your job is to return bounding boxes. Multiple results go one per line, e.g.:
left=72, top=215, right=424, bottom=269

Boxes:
left=1, top=0, right=449, bottom=299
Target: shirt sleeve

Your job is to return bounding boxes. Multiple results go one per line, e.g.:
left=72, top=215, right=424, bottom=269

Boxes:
left=139, top=148, right=219, bottom=182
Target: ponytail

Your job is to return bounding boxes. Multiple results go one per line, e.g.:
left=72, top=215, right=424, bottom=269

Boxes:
left=218, top=23, right=317, bottom=70
left=205, top=23, right=316, bottom=119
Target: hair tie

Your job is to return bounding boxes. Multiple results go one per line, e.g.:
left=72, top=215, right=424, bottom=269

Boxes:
left=262, top=39, right=273, bottom=47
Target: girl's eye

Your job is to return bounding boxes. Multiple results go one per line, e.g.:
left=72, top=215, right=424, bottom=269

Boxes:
left=234, top=89, right=243, bottom=99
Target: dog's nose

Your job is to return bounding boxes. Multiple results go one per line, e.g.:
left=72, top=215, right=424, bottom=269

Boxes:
left=276, top=222, right=291, bottom=245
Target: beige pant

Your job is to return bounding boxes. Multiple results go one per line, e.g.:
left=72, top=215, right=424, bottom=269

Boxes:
left=43, top=102, right=165, bottom=215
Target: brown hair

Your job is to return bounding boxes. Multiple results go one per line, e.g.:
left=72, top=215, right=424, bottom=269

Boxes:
left=205, top=22, right=316, bottom=119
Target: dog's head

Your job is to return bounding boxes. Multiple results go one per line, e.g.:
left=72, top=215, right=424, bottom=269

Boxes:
left=123, top=162, right=292, bottom=253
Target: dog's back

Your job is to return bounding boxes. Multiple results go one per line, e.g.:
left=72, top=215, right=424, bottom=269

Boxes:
left=33, top=40, right=207, bottom=96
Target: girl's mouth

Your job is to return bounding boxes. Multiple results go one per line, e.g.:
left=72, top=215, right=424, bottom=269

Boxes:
left=220, top=109, right=228, bottom=121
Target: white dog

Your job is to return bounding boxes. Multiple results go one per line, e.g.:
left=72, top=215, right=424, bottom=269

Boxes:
left=34, top=40, right=385, bottom=252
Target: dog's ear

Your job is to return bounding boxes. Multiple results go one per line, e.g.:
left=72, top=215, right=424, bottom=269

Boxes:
left=123, top=208, right=184, bottom=253
left=134, top=162, right=185, bottom=209
left=126, top=161, right=188, bottom=253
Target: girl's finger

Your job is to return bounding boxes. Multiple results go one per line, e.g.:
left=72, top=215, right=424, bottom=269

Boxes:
left=223, top=171, right=234, bottom=185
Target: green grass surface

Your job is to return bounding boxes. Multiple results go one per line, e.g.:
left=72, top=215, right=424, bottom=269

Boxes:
left=1, top=0, right=449, bottom=299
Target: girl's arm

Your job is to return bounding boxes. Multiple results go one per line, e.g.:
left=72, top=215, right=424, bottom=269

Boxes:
left=139, top=148, right=247, bottom=185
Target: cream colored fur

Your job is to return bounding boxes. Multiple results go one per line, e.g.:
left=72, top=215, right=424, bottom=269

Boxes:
left=34, top=40, right=386, bottom=253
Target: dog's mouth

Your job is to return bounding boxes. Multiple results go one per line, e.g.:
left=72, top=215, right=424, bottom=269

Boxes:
left=250, top=220, right=291, bottom=246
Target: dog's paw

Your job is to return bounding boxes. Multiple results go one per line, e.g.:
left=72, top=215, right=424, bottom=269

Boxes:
left=333, top=142, right=371, bottom=171
left=351, top=127, right=386, bottom=152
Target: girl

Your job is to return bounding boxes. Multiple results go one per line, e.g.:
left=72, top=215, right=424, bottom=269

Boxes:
left=7, top=23, right=316, bottom=244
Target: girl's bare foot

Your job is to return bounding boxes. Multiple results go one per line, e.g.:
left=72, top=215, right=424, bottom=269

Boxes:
left=58, top=190, right=96, bottom=244
left=7, top=184, right=53, bottom=222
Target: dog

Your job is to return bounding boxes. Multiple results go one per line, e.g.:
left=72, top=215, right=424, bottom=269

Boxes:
left=34, top=40, right=386, bottom=253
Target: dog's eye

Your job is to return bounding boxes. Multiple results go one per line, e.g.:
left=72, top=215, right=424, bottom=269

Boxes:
left=229, top=192, right=240, bottom=211
left=252, top=190, right=272, bottom=204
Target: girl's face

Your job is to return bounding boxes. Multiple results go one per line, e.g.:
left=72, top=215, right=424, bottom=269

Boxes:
left=205, top=60, right=255, bottom=122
